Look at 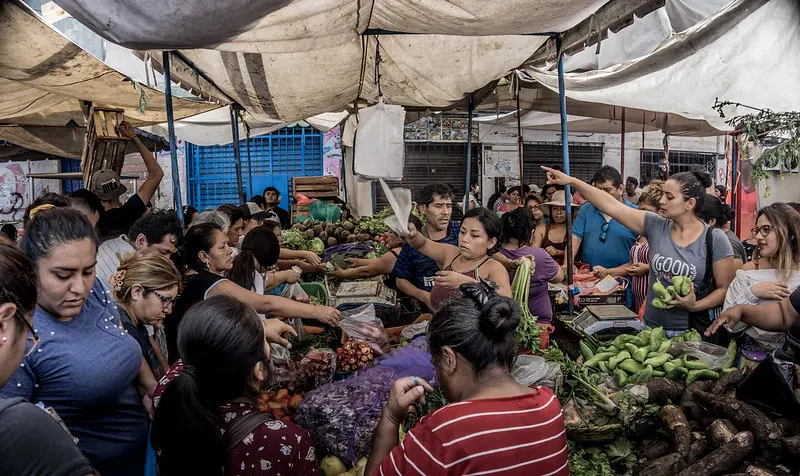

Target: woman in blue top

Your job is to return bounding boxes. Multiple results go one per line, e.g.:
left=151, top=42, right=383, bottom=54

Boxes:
left=0, top=206, right=148, bottom=476
left=543, top=167, right=735, bottom=335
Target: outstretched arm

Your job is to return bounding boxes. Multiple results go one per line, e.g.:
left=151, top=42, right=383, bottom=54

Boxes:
left=118, top=122, right=163, bottom=204
left=542, top=166, right=646, bottom=235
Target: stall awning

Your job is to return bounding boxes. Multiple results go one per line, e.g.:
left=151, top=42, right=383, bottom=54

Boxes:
left=0, top=1, right=219, bottom=154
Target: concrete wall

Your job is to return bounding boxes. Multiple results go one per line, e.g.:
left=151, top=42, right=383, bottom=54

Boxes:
left=0, top=158, right=60, bottom=224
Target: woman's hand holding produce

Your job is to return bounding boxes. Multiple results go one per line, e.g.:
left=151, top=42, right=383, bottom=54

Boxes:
left=383, top=377, right=434, bottom=425
left=302, top=251, right=322, bottom=267
left=263, top=318, right=297, bottom=348
left=751, top=281, right=790, bottom=300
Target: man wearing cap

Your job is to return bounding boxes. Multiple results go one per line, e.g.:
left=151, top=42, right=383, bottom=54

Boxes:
left=242, top=202, right=278, bottom=237
left=93, top=122, right=164, bottom=243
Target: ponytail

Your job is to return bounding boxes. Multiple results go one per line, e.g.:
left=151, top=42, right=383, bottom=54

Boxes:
left=151, top=296, right=268, bottom=476
left=227, top=226, right=280, bottom=291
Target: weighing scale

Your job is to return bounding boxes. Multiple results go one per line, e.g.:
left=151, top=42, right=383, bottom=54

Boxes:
left=330, top=280, right=397, bottom=309
left=571, top=305, right=644, bottom=336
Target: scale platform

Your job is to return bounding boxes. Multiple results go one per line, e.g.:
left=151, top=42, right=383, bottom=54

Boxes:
left=571, top=305, right=644, bottom=336
left=330, top=280, right=397, bottom=309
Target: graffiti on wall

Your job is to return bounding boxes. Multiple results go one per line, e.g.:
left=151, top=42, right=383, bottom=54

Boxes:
left=323, top=126, right=342, bottom=179
left=0, top=163, right=26, bottom=222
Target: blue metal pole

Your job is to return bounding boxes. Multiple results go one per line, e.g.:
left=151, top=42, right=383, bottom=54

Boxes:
left=162, top=52, right=184, bottom=220
left=556, top=36, right=575, bottom=316
left=464, top=96, right=474, bottom=212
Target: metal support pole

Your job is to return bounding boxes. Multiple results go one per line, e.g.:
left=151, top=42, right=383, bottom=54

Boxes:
left=245, top=124, right=253, bottom=199
left=556, top=36, right=575, bottom=316
left=464, top=96, right=474, bottom=212
left=229, top=106, right=246, bottom=203
left=516, top=79, right=524, bottom=194
left=162, top=51, right=184, bottom=220
left=620, top=107, right=626, bottom=177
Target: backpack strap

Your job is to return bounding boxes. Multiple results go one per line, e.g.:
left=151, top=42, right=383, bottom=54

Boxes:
left=224, top=408, right=275, bottom=452
left=703, top=226, right=715, bottom=290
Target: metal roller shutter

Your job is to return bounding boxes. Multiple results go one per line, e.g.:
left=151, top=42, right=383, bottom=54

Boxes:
left=521, top=141, right=604, bottom=187
left=374, top=142, right=480, bottom=218
left=187, top=126, right=323, bottom=210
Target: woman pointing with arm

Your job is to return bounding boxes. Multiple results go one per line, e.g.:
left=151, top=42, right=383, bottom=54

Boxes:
left=543, top=166, right=735, bottom=336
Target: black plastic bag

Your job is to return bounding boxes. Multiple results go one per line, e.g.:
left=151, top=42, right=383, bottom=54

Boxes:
left=737, top=349, right=800, bottom=418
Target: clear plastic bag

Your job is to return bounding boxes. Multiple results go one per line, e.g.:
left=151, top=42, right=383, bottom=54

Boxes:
left=286, top=317, right=308, bottom=345
left=270, top=344, right=300, bottom=390
left=281, top=282, right=310, bottom=303
left=401, top=321, right=429, bottom=341
left=378, top=178, right=411, bottom=237
left=338, top=304, right=390, bottom=355
left=300, top=348, right=337, bottom=390
left=353, top=98, right=406, bottom=180
left=511, top=355, right=563, bottom=392
left=668, top=341, right=730, bottom=370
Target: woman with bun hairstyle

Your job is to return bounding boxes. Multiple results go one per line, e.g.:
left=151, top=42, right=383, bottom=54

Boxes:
left=111, top=251, right=182, bottom=379
left=593, top=180, right=664, bottom=313
left=227, top=225, right=300, bottom=298
left=366, top=281, right=568, bottom=476
left=544, top=167, right=735, bottom=335
left=151, top=295, right=317, bottom=476
left=166, top=222, right=340, bottom=362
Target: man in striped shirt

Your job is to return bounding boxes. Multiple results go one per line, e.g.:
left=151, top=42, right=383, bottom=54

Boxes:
left=366, top=283, right=569, bottom=476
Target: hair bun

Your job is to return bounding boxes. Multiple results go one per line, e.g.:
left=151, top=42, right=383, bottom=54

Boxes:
left=691, top=169, right=713, bottom=188
left=477, top=296, right=520, bottom=341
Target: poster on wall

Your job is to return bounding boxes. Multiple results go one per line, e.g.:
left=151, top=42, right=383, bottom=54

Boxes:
left=484, top=146, right=520, bottom=179
left=323, top=125, right=342, bottom=179
left=0, top=162, right=26, bottom=222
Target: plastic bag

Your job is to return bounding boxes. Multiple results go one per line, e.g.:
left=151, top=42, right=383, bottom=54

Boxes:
left=512, top=354, right=563, bottom=392
left=308, top=200, right=341, bottom=222
left=378, top=178, right=411, bottom=237
left=401, top=321, right=429, bottom=341
left=668, top=340, right=730, bottom=370
left=338, top=304, right=390, bottom=355
left=300, top=348, right=337, bottom=390
left=353, top=98, right=406, bottom=180
left=295, top=338, right=435, bottom=465
left=737, top=349, right=800, bottom=418
left=270, top=344, right=300, bottom=390
left=281, top=282, right=310, bottom=303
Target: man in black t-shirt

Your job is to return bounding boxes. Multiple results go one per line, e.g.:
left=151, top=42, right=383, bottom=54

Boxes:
left=93, top=122, right=164, bottom=243
left=263, top=186, right=290, bottom=229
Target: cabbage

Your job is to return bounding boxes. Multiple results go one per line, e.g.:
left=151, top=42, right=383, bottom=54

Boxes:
left=309, top=237, right=325, bottom=254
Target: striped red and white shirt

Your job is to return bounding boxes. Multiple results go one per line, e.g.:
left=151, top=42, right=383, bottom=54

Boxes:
left=375, top=386, right=568, bottom=476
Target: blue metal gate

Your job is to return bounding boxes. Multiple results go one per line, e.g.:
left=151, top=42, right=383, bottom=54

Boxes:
left=186, top=125, right=323, bottom=210
left=61, top=158, right=83, bottom=193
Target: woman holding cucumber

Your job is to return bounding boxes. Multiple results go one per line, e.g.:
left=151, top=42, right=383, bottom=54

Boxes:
left=543, top=167, right=735, bottom=335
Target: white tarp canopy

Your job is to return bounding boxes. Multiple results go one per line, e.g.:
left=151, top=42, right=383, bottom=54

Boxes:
left=522, top=0, right=800, bottom=132
left=474, top=110, right=667, bottom=135
left=52, top=0, right=619, bottom=123
left=0, top=1, right=219, bottom=157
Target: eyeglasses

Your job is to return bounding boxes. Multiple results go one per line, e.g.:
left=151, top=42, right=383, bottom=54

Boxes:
left=751, top=225, right=773, bottom=238
left=21, top=317, right=39, bottom=357
left=150, top=290, right=176, bottom=309
left=599, top=222, right=610, bottom=243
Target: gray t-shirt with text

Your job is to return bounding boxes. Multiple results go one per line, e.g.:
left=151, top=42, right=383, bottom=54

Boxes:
left=642, top=213, right=733, bottom=330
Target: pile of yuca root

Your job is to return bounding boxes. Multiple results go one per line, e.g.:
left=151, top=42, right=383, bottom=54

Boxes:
left=633, top=370, right=800, bottom=476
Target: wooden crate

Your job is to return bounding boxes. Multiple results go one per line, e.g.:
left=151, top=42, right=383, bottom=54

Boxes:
left=80, top=107, right=130, bottom=188
left=292, top=176, right=340, bottom=199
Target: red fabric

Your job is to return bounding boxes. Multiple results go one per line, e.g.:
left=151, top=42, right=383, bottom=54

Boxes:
left=375, top=386, right=568, bottom=476
left=153, top=361, right=320, bottom=476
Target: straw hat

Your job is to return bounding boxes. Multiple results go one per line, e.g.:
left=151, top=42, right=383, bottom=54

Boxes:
left=542, top=190, right=581, bottom=216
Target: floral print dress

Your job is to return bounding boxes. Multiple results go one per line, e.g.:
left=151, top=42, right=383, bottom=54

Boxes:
left=153, top=360, right=320, bottom=476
